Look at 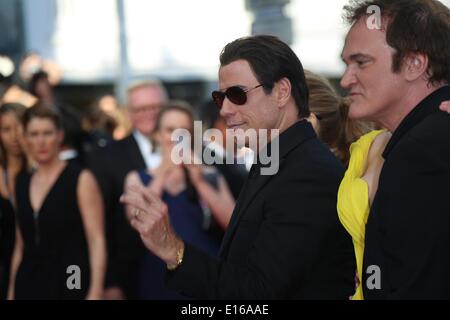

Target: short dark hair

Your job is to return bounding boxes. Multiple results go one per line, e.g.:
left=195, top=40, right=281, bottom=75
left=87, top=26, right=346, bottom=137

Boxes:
left=220, top=35, right=310, bottom=118
left=343, top=0, right=450, bottom=86
left=23, top=103, right=62, bottom=131
left=59, top=105, right=84, bottom=149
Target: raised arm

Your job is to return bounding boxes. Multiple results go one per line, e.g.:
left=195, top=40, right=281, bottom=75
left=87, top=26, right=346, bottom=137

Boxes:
left=121, top=168, right=353, bottom=299
left=439, top=101, right=450, bottom=113
left=185, top=164, right=235, bottom=229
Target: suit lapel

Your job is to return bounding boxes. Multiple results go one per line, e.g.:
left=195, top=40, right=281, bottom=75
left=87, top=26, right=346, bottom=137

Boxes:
left=126, top=134, right=147, bottom=170
left=383, top=86, right=450, bottom=158
left=218, top=120, right=317, bottom=257
left=218, top=166, right=276, bottom=256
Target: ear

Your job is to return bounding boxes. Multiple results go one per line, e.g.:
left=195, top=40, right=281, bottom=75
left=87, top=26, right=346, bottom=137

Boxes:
left=274, top=77, right=292, bottom=108
left=403, top=53, right=428, bottom=82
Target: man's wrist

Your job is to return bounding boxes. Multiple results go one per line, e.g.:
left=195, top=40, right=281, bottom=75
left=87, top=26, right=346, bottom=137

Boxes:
left=167, top=240, right=185, bottom=271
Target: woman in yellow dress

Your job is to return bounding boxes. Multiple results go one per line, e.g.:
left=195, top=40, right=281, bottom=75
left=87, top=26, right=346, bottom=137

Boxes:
left=306, top=71, right=450, bottom=300
left=337, top=130, right=390, bottom=300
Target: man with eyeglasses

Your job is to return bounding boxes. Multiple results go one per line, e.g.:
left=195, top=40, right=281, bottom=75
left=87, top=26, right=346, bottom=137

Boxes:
left=88, top=80, right=168, bottom=299
left=121, top=35, right=355, bottom=299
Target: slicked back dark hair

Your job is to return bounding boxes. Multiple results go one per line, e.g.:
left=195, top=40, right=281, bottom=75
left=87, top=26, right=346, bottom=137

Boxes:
left=343, top=0, right=450, bottom=86
left=220, top=35, right=310, bottom=118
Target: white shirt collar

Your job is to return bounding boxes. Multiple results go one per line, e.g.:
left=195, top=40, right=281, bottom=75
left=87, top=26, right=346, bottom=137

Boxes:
left=133, top=130, right=154, bottom=154
left=59, top=149, right=79, bottom=161
left=205, top=142, right=253, bottom=171
left=133, top=130, right=161, bottom=169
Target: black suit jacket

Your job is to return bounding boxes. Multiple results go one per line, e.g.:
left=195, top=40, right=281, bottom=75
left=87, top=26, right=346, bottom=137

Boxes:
left=202, top=144, right=249, bottom=200
left=87, top=134, right=147, bottom=298
left=166, top=120, right=355, bottom=299
left=363, top=86, right=450, bottom=299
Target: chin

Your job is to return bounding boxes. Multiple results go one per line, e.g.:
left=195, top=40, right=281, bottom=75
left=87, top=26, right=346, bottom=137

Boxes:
left=348, top=104, right=367, bottom=120
left=35, top=155, right=54, bottom=164
left=140, top=129, right=154, bottom=136
left=8, top=149, right=23, bottom=157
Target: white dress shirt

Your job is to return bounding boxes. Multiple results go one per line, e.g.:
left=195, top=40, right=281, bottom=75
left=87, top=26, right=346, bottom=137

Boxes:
left=133, top=130, right=162, bottom=169
left=206, top=141, right=254, bottom=172
left=59, top=149, right=78, bottom=161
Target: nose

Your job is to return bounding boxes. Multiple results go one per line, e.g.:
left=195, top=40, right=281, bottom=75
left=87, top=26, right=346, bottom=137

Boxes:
left=36, top=134, right=46, bottom=146
left=219, top=98, right=237, bottom=120
left=340, top=66, right=356, bottom=90
left=10, top=128, right=18, bottom=140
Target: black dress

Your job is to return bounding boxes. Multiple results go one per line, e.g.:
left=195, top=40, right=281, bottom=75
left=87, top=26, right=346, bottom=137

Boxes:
left=14, top=163, right=90, bottom=299
left=0, top=195, right=15, bottom=299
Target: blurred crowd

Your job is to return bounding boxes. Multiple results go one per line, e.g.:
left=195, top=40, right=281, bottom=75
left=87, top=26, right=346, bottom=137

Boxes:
left=0, top=50, right=372, bottom=300
left=1, top=0, right=447, bottom=301
left=0, top=53, right=250, bottom=300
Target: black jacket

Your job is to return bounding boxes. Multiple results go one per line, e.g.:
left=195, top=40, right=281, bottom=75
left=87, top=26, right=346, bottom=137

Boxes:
left=87, top=134, right=147, bottom=298
left=166, top=120, right=356, bottom=299
left=363, top=86, right=450, bottom=299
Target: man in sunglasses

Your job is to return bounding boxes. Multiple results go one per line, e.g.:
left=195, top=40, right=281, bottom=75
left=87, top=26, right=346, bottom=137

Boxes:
left=121, top=35, right=356, bottom=299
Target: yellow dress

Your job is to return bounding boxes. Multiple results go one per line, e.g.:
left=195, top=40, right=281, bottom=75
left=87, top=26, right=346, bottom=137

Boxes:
left=337, top=130, right=384, bottom=300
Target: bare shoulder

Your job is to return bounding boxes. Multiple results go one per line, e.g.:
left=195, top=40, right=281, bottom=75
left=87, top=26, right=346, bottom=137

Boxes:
left=373, top=131, right=392, bottom=149
left=78, top=169, right=99, bottom=189
left=368, top=131, right=392, bottom=159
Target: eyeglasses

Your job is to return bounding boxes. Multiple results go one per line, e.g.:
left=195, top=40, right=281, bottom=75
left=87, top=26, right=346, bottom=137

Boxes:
left=212, top=84, right=264, bottom=109
left=129, top=104, right=160, bottom=114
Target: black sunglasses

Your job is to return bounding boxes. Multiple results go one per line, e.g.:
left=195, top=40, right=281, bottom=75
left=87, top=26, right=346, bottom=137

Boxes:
left=212, top=84, right=264, bottom=109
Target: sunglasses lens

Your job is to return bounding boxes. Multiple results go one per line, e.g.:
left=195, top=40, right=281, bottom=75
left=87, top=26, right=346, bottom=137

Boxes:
left=212, top=91, right=225, bottom=108
left=227, top=86, right=247, bottom=105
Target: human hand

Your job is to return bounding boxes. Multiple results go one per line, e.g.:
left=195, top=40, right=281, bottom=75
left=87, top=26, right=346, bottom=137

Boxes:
left=439, top=101, right=450, bottom=113
left=182, top=150, right=204, bottom=186
left=120, top=184, right=183, bottom=265
left=184, top=162, right=204, bottom=186
left=154, top=160, right=179, bottom=178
